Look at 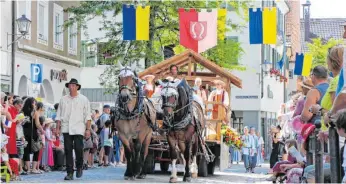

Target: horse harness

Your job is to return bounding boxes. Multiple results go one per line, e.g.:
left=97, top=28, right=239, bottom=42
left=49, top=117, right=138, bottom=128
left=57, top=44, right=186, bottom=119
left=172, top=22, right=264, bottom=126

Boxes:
left=161, top=84, right=193, bottom=131
left=115, top=70, right=155, bottom=130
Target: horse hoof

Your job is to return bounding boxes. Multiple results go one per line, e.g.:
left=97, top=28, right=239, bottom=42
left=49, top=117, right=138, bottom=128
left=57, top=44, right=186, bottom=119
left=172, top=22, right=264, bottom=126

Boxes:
left=183, top=176, right=192, bottom=182
left=169, top=177, right=177, bottom=183
left=124, top=176, right=135, bottom=180
left=129, top=176, right=136, bottom=181
left=136, top=174, right=146, bottom=179
left=191, top=173, right=198, bottom=178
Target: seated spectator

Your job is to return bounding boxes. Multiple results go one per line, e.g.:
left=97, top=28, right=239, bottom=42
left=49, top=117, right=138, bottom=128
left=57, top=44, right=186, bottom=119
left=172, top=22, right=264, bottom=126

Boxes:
left=266, top=139, right=303, bottom=181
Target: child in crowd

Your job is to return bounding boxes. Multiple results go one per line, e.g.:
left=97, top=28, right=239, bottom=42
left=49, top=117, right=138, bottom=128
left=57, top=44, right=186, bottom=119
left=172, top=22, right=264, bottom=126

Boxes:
left=1, top=135, right=12, bottom=179
left=41, top=118, right=54, bottom=172
left=89, top=125, right=98, bottom=168
left=102, top=120, right=113, bottom=167
left=16, top=113, right=28, bottom=176
left=83, top=129, right=93, bottom=170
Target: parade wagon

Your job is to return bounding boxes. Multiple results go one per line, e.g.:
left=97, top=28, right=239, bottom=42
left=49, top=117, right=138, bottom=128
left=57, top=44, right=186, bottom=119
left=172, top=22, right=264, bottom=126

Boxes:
left=138, top=50, right=242, bottom=176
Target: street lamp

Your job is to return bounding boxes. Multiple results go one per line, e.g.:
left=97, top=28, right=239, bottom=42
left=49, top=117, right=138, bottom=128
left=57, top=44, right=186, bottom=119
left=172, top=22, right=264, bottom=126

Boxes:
left=7, top=14, right=31, bottom=48
left=17, top=14, right=31, bottom=35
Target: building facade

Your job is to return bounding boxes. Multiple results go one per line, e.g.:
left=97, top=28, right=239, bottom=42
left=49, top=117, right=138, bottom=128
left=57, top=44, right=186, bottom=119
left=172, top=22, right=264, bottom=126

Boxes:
left=285, top=0, right=301, bottom=98
left=0, top=1, right=13, bottom=93
left=1, top=1, right=83, bottom=104
left=226, top=0, right=289, bottom=157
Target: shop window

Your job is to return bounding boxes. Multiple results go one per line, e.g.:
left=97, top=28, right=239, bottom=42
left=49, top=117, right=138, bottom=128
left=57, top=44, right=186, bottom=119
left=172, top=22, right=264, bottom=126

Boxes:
left=232, top=117, right=243, bottom=134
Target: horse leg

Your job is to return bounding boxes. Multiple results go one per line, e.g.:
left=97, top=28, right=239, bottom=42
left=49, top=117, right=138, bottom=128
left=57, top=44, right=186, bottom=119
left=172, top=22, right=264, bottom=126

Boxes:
left=132, top=139, right=143, bottom=178
left=167, top=134, right=178, bottom=183
left=137, top=132, right=152, bottom=179
left=123, top=141, right=134, bottom=180
left=190, top=134, right=198, bottom=178
left=182, top=141, right=191, bottom=182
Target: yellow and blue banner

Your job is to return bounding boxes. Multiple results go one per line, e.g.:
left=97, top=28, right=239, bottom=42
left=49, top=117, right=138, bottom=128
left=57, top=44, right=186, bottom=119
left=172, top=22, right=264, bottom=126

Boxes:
left=249, top=7, right=277, bottom=45
left=294, top=53, right=312, bottom=76
left=123, top=4, right=150, bottom=41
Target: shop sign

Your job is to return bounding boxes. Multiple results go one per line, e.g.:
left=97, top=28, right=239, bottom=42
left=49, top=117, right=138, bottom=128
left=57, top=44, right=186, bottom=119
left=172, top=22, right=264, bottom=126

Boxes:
left=50, top=69, right=67, bottom=82
left=235, top=95, right=259, bottom=99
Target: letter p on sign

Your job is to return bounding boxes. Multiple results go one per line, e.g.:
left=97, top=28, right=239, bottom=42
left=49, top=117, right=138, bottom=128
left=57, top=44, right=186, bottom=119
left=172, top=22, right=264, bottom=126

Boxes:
left=31, top=64, right=43, bottom=84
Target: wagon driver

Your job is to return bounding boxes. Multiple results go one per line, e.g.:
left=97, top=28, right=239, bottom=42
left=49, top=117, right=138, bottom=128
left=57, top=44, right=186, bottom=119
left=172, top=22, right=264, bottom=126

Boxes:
left=208, top=79, right=229, bottom=123
left=55, top=78, right=92, bottom=180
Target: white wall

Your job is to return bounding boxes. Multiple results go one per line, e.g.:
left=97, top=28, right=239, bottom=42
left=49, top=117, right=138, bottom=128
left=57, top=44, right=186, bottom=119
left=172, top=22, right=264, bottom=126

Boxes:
left=14, top=51, right=82, bottom=103
left=0, top=1, right=12, bottom=77
left=79, top=66, right=106, bottom=88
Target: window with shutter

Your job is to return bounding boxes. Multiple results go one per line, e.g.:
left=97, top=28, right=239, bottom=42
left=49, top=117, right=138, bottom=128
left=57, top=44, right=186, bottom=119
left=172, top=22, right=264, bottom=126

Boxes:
left=37, top=1, right=48, bottom=45
left=53, top=3, right=63, bottom=50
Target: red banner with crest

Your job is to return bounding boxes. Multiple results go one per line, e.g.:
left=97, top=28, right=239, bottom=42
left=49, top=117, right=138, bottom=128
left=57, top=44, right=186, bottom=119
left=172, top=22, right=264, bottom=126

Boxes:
left=179, top=8, right=217, bottom=53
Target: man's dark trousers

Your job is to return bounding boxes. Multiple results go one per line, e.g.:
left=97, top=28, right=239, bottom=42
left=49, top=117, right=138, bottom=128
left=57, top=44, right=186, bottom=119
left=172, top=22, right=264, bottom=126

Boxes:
left=63, top=133, right=84, bottom=174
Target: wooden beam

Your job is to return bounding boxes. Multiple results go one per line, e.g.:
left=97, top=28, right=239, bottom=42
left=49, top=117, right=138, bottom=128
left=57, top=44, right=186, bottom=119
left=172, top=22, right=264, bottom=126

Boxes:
left=183, top=76, right=228, bottom=84
left=138, top=50, right=190, bottom=77
left=188, top=57, right=192, bottom=76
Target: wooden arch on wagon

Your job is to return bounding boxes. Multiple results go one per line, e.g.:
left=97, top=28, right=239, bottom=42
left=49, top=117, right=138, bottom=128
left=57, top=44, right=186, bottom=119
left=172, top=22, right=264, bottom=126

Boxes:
left=138, top=49, right=243, bottom=140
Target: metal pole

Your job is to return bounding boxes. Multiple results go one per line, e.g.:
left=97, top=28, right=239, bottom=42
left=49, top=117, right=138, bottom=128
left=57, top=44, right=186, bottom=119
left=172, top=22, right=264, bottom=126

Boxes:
left=329, top=121, right=342, bottom=183
left=11, top=0, right=16, bottom=93
left=314, top=120, right=324, bottom=183
left=307, top=134, right=314, bottom=166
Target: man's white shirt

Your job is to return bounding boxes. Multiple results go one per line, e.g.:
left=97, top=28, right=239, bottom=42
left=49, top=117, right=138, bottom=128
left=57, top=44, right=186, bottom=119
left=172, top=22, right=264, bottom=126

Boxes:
left=55, top=94, right=92, bottom=135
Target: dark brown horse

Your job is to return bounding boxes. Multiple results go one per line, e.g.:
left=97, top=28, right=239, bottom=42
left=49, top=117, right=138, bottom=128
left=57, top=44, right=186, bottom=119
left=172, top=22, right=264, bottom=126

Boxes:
left=158, top=79, right=205, bottom=183
left=114, top=63, right=156, bottom=180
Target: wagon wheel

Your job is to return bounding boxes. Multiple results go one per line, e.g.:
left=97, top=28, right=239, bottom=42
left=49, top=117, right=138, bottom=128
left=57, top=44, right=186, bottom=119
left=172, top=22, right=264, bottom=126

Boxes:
left=144, top=151, right=155, bottom=174
left=207, top=159, right=216, bottom=175
left=160, top=161, right=170, bottom=173
left=198, top=155, right=208, bottom=177
left=160, top=151, right=170, bottom=173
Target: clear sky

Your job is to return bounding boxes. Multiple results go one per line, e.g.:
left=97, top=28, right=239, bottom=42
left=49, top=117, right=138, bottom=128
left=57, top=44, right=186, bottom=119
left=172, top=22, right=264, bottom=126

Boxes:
left=301, top=0, right=346, bottom=18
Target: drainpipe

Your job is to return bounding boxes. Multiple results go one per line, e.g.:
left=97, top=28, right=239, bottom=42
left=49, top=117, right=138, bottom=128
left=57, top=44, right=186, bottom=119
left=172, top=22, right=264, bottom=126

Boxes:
left=260, top=0, right=264, bottom=99
left=11, top=1, right=16, bottom=94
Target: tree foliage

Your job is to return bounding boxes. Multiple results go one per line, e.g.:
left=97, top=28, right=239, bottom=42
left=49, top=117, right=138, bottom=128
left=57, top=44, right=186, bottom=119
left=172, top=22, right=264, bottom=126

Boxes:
left=65, top=1, right=250, bottom=90
left=306, top=38, right=344, bottom=68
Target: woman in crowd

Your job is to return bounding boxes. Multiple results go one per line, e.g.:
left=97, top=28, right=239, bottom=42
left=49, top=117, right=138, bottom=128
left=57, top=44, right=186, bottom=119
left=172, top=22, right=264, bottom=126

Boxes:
left=266, top=139, right=301, bottom=181
left=256, top=131, right=264, bottom=167
left=22, top=97, right=45, bottom=174
left=269, top=125, right=286, bottom=174
left=241, top=126, right=254, bottom=173
left=193, top=77, right=207, bottom=102
left=142, top=75, right=156, bottom=98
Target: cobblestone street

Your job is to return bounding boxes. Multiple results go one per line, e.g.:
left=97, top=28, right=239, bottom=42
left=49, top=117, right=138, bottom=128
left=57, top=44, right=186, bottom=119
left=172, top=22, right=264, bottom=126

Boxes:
left=16, top=162, right=272, bottom=183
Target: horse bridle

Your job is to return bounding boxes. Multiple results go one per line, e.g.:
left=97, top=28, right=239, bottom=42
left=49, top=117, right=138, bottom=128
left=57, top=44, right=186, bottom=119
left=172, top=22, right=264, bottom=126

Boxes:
left=161, top=85, right=179, bottom=108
